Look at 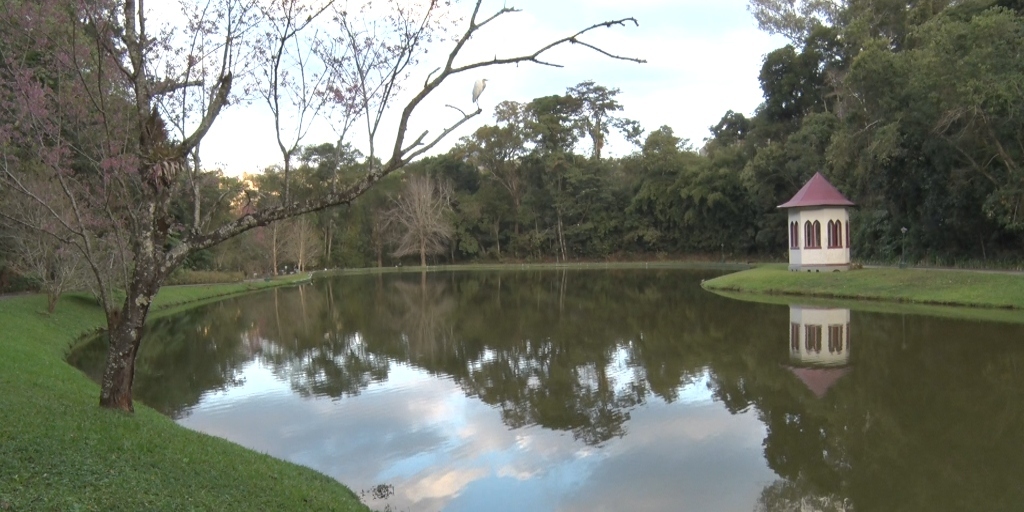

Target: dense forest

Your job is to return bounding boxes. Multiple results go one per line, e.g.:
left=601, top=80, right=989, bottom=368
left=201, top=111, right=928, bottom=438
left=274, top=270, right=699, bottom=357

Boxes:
left=3, top=0, right=1024, bottom=288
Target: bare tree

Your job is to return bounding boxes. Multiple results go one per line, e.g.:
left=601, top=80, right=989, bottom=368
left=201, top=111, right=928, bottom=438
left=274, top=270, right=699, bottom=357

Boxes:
left=1, top=197, right=87, bottom=313
left=255, top=0, right=333, bottom=274
left=369, top=207, right=392, bottom=268
left=0, top=0, right=644, bottom=411
left=282, top=214, right=322, bottom=272
left=387, top=174, right=454, bottom=267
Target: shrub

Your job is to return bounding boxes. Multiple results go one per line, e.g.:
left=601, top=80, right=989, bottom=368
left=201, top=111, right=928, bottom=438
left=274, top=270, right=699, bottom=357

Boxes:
left=165, top=270, right=245, bottom=286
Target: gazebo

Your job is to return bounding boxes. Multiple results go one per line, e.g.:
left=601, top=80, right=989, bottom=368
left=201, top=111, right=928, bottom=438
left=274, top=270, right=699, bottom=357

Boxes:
left=778, top=172, right=855, bottom=272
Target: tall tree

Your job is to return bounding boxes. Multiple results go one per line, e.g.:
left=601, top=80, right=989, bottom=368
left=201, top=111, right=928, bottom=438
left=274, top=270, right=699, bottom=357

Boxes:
left=566, top=81, right=641, bottom=160
left=748, top=0, right=846, bottom=43
left=458, top=101, right=530, bottom=237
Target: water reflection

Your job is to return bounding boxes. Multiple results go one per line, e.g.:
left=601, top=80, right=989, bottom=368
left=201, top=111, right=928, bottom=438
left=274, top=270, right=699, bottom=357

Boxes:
left=68, top=270, right=1024, bottom=512
left=787, top=306, right=851, bottom=400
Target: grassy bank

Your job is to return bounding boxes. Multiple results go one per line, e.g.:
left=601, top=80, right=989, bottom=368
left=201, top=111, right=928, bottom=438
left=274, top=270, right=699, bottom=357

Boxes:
left=0, top=274, right=368, bottom=512
left=703, top=264, right=1024, bottom=312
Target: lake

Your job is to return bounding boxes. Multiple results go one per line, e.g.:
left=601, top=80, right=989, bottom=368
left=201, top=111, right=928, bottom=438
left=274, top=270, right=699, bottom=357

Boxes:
left=69, top=268, right=1024, bottom=511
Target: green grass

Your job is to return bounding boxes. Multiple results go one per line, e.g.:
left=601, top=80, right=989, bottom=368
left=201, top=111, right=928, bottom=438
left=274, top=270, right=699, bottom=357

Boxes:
left=164, top=269, right=246, bottom=286
left=703, top=264, right=1024, bottom=319
left=0, top=273, right=367, bottom=512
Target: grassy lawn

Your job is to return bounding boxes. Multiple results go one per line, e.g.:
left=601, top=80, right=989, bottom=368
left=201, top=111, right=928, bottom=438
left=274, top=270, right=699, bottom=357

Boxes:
left=0, top=274, right=368, bottom=512
left=703, top=264, right=1024, bottom=314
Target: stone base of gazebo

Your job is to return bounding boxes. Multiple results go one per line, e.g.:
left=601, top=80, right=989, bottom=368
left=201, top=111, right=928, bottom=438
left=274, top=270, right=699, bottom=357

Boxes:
left=789, top=263, right=851, bottom=272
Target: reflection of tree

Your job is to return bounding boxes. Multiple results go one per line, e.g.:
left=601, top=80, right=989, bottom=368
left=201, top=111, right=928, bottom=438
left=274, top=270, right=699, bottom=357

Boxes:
left=267, top=333, right=391, bottom=399
left=461, top=342, right=642, bottom=445
left=381, top=274, right=457, bottom=362
left=755, top=479, right=851, bottom=512
left=253, top=285, right=393, bottom=399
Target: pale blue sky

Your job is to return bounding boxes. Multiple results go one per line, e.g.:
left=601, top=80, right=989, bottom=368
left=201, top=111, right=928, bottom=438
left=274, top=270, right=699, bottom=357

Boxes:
left=200, top=0, right=787, bottom=175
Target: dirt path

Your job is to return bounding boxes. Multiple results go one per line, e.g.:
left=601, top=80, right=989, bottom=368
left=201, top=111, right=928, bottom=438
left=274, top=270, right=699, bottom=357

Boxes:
left=0, top=291, right=33, bottom=301
left=865, top=264, right=1024, bottom=275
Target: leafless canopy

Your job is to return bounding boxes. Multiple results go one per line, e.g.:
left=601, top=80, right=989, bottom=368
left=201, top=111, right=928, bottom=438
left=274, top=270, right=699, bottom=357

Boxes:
left=386, top=174, right=454, bottom=266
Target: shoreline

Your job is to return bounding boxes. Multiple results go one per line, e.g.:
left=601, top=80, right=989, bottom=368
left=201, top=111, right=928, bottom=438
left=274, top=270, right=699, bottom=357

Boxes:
left=701, top=264, right=1024, bottom=322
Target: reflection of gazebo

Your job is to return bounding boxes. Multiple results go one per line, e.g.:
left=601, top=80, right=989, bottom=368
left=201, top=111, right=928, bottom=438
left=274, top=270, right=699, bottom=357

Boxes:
left=787, top=306, right=851, bottom=398
left=788, top=367, right=850, bottom=399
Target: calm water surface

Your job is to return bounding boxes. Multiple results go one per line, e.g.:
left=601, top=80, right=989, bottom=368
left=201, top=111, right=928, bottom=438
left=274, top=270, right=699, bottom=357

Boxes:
left=70, top=269, right=1024, bottom=511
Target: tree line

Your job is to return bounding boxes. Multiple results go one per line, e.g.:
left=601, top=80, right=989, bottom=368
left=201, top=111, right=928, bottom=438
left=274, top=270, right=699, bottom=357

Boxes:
left=6, top=0, right=1023, bottom=294
left=181, top=0, right=1024, bottom=273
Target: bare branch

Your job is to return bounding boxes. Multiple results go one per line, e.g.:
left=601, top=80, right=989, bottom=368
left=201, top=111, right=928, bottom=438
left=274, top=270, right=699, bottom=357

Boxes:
left=445, top=104, right=470, bottom=117
left=150, top=79, right=205, bottom=96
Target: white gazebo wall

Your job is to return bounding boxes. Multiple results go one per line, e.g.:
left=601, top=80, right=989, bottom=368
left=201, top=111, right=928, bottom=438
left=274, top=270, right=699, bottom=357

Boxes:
left=787, top=206, right=851, bottom=271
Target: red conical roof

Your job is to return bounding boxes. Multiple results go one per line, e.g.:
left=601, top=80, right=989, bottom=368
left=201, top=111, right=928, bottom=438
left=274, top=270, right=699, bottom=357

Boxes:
left=778, top=172, right=855, bottom=209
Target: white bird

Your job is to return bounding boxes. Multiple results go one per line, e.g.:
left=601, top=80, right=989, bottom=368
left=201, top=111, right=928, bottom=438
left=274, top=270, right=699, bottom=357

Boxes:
left=472, top=78, right=488, bottom=106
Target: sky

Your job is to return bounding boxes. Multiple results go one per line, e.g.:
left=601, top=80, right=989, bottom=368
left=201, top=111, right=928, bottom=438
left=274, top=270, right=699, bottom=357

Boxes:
left=197, top=0, right=789, bottom=176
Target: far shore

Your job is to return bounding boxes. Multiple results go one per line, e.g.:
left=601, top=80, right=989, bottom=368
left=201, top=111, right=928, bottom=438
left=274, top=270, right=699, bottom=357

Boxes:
left=701, top=264, right=1024, bottom=322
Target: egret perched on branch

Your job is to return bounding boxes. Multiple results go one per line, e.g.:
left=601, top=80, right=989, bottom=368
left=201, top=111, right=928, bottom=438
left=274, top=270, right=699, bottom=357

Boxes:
left=472, top=79, right=488, bottom=107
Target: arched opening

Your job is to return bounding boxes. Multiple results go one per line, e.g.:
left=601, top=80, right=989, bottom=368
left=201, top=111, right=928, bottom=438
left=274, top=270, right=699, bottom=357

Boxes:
left=804, top=221, right=821, bottom=249
left=828, top=220, right=843, bottom=248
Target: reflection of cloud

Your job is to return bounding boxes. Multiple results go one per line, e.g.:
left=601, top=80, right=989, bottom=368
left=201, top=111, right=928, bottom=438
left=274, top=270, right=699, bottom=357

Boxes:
left=561, top=401, right=773, bottom=512
left=180, top=362, right=776, bottom=512
left=497, top=465, right=538, bottom=481
left=405, top=467, right=488, bottom=502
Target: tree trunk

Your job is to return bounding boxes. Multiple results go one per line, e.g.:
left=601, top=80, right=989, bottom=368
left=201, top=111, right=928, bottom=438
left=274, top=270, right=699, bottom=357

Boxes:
left=98, top=294, right=153, bottom=412
left=46, top=290, right=58, bottom=314
left=513, top=196, right=521, bottom=237
left=494, top=221, right=501, bottom=258
left=271, top=223, right=279, bottom=275
left=297, top=219, right=306, bottom=272
left=556, top=208, right=567, bottom=262
left=420, top=239, right=427, bottom=267
left=324, top=222, right=333, bottom=264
